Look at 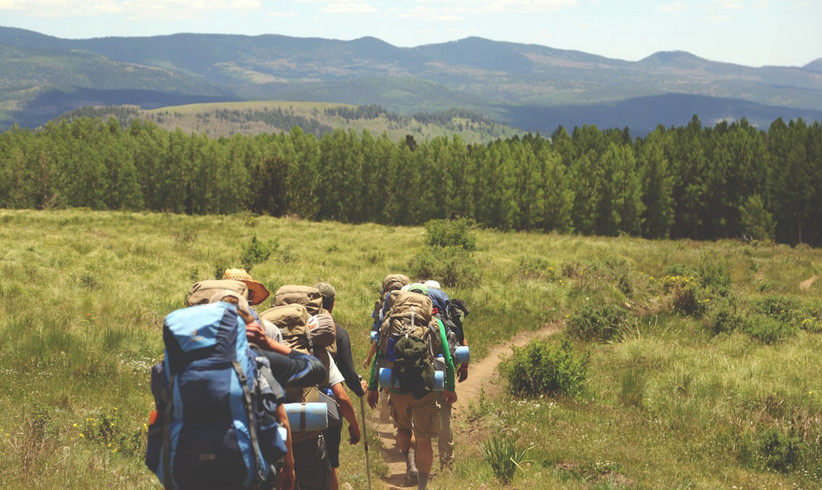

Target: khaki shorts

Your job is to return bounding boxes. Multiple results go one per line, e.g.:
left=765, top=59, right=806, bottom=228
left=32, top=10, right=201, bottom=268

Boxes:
left=389, top=391, right=441, bottom=439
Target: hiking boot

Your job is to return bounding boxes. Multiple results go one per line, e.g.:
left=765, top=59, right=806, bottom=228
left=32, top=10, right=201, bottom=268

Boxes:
left=440, top=459, right=454, bottom=472
left=403, top=468, right=418, bottom=487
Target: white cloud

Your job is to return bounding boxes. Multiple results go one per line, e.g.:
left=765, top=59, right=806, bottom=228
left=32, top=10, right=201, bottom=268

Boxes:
left=713, top=0, right=743, bottom=9
left=658, top=2, right=686, bottom=12
left=0, top=0, right=263, bottom=18
left=323, top=2, right=377, bottom=13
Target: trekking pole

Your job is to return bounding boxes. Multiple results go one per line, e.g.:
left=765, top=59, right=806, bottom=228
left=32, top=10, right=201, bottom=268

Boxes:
left=359, top=377, right=372, bottom=490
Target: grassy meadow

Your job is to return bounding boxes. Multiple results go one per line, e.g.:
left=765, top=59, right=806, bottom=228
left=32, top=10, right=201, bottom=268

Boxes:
left=0, top=209, right=820, bottom=489
left=142, top=100, right=521, bottom=143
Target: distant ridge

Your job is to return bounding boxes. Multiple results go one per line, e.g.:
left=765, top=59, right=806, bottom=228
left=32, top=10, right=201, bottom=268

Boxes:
left=1, top=26, right=820, bottom=134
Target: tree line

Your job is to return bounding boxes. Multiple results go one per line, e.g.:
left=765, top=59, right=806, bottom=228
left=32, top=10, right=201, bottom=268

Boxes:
left=0, top=115, right=820, bottom=246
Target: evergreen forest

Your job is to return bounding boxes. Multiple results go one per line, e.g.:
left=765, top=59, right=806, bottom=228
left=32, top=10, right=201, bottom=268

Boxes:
left=1, top=115, right=820, bottom=246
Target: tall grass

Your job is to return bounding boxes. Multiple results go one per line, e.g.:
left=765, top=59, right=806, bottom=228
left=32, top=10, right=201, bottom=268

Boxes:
left=0, top=209, right=820, bottom=488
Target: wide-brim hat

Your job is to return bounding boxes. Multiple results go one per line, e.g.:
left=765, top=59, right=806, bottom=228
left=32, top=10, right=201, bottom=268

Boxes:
left=222, top=268, right=270, bottom=306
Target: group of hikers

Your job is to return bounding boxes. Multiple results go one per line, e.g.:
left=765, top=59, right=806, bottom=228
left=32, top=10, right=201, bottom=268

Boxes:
left=146, top=269, right=470, bottom=490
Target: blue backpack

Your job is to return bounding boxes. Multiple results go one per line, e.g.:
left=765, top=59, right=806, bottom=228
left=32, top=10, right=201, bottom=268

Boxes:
left=146, top=301, right=287, bottom=489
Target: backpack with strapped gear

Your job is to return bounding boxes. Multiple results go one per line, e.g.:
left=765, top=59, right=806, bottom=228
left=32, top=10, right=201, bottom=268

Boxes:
left=259, top=304, right=333, bottom=443
left=428, top=288, right=469, bottom=360
left=145, top=301, right=286, bottom=490
left=185, top=279, right=249, bottom=307
left=378, top=291, right=442, bottom=399
left=272, top=285, right=325, bottom=316
left=370, top=274, right=411, bottom=334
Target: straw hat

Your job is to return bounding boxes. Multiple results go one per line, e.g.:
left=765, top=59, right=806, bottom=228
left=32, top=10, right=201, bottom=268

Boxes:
left=222, top=268, right=270, bottom=306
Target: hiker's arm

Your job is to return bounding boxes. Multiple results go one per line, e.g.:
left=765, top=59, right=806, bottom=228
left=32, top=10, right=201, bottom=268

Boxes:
left=366, top=350, right=381, bottom=408
left=256, top=349, right=327, bottom=387
left=334, top=325, right=366, bottom=397
left=275, top=403, right=295, bottom=490
left=436, top=319, right=456, bottom=389
left=331, top=382, right=361, bottom=445
left=363, top=340, right=378, bottom=369
left=436, top=319, right=457, bottom=396
left=458, top=335, right=469, bottom=382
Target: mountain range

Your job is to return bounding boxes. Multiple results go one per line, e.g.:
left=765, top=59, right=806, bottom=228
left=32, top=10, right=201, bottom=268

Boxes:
left=1, top=26, right=821, bottom=135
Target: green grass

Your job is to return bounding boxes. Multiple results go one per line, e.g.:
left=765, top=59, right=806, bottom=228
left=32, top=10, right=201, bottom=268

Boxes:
left=0, top=209, right=820, bottom=488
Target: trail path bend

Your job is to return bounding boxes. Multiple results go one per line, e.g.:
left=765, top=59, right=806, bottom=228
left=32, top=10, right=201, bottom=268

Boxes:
left=366, top=323, right=561, bottom=489
left=800, top=275, right=818, bottom=291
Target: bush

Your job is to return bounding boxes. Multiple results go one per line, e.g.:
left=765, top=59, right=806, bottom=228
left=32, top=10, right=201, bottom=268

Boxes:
left=754, top=296, right=800, bottom=325
left=500, top=338, right=588, bottom=397
left=698, top=259, right=732, bottom=297
left=743, top=315, right=796, bottom=344
left=424, top=217, right=477, bottom=251
left=704, top=296, right=743, bottom=336
left=407, top=246, right=478, bottom=288
left=758, top=426, right=803, bottom=473
left=566, top=303, right=628, bottom=342
left=240, top=236, right=271, bottom=272
left=661, top=274, right=705, bottom=317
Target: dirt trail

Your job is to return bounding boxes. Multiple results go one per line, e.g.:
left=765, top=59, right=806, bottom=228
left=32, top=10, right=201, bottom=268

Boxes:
left=366, top=323, right=561, bottom=489
left=800, top=275, right=819, bottom=291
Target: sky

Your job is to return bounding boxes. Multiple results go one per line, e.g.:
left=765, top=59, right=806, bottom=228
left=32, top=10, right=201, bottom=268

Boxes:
left=0, top=0, right=819, bottom=68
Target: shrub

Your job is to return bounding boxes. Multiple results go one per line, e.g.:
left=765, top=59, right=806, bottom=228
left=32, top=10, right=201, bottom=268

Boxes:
left=500, top=338, right=588, bottom=397
left=481, top=432, right=533, bottom=484
left=566, top=303, right=628, bottom=342
left=661, top=274, right=705, bottom=317
left=424, top=217, right=477, bottom=251
left=407, top=246, right=478, bottom=288
left=240, top=235, right=271, bottom=272
left=704, top=296, right=743, bottom=336
left=754, top=296, right=800, bottom=326
left=758, top=426, right=803, bottom=473
left=698, top=259, right=732, bottom=297
left=743, top=315, right=796, bottom=344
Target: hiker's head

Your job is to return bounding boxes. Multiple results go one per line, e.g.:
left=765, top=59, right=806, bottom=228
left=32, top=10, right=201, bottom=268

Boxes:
left=423, top=280, right=441, bottom=290
left=222, top=268, right=270, bottom=306
left=209, top=290, right=253, bottom=324
left=313, top=282, right=336, bottom=312
left=407, top=283, right=429, bottom=296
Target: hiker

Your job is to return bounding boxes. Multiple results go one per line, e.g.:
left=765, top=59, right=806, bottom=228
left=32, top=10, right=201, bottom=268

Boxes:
left=364, top=274, right=411, bottom=421
left=366, top=285, right=457, bottom=489
left=220, top=268, right=285, bottom=344
left=212, top=290, right=328, bottom=490
left=291, top=334, right=361, bottom=489
left=263, top=284, right=362, bottom=490
left=147, top=287, right=295, bottom=490
left=314, top=282, right=368, bottom=489
left=423, top=279, right=470, bottom=471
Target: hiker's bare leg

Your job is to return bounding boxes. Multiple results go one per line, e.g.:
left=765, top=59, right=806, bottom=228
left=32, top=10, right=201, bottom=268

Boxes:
left=414, top=437, right=434, bottom=489
left=329, top=467, right=338, bottom=490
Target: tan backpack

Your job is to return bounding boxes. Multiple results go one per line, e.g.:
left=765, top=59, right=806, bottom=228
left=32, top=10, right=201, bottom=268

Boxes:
left=260, top=303, right=329, bottom=442
left=185, top=279, right=248, bottom=306
left=272, top=285, right=325, bottom=316
left=378, top=291, right=436, bottom=361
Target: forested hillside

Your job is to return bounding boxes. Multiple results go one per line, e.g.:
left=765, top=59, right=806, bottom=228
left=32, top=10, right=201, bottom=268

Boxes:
left=2, top=27, right=821, bottom=134
left=1, top=115, right=819, bottom=246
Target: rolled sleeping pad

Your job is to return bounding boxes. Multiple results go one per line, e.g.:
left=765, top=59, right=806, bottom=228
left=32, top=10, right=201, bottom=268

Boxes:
left=453, top=345, right=470, bottom=364
left=284, top=402, right=328, bottom=432
left=379, top=367, right=444, bottom=391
